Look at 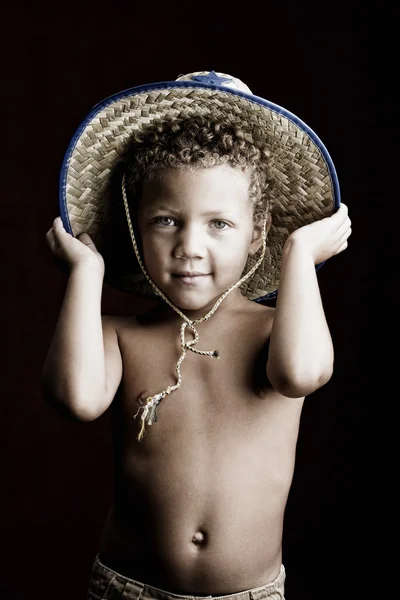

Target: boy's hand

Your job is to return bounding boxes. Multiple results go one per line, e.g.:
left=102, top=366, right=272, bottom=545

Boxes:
left=45, top=217, right=105, bottom=275
left=286, top=203, right=352, bottom=264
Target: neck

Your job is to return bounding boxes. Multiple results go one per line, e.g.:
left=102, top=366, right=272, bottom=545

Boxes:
left=156, top=288, right=249, bottom=323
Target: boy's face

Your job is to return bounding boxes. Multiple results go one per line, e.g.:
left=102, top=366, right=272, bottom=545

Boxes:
left=137, top=165, right=263, bottom=313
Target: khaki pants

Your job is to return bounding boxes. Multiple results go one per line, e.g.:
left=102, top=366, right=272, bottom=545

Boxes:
left=87, top=553, right=285, bottom=600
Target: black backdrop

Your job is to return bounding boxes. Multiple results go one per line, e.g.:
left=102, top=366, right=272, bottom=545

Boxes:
left=1, top=2, right=380, bottom=599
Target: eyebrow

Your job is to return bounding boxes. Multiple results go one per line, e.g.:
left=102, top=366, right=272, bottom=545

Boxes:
left=148, top=204, right=236, bottom=217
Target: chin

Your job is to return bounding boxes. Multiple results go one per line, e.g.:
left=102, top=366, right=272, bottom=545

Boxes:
left=152, top=275, right=237, bottom=313
left=161, top=288, right=218, bottom=313
left=169, top=295, right=211, bottom=312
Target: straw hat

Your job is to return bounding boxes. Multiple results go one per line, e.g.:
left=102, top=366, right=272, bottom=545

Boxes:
left=59, top=70, right=340, bottom=301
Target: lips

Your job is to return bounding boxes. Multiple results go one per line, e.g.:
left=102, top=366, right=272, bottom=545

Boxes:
left=173, top=272, right=208, bottom=277
left=172, top=272, right=210, bottom=284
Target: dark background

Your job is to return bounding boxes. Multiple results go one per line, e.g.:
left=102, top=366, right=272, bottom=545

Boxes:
left=1, top=1, right=380, bottom=599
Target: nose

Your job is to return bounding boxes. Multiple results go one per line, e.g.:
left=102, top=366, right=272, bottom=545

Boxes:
left=173, top=224, right=206, bottom=259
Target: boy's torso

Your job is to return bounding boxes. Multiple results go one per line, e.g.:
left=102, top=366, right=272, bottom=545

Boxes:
left=99, top=301, right=304, bottom=594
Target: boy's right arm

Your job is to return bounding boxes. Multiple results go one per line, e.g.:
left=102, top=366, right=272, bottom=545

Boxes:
left=41, top=266, right=123, bottom=421
left=41, top=218, right=123, bottom=421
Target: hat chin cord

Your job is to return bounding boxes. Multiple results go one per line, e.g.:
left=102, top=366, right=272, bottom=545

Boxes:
left=121, top=173, right=267, bottom=441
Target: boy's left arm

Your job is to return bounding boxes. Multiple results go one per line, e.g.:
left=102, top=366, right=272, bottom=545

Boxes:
left=266, top=204, right=351, bottom=398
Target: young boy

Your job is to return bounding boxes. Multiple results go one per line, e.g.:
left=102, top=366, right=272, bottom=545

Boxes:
left=42, top=71, right=351, bottom=600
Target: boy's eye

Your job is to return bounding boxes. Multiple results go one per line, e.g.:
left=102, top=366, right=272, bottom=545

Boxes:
left=152, top=216, right=176, bottom=227
left=150, top=217, right=230, bottom=230
left=212, top=220, right=230, bottom=230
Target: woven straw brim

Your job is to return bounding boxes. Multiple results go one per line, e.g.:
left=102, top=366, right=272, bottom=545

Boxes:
left=60, top=84, right=338, bottom=301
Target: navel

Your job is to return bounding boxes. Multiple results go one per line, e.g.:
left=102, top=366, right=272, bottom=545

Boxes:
left=192, top=530, right=207, bottom=546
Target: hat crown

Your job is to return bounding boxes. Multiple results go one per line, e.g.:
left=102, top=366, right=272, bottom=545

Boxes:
left=175, top=70, right=253, bottom=94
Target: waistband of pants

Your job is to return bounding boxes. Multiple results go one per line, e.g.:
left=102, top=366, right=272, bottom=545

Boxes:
left=90, top=553, right=285, bottom=600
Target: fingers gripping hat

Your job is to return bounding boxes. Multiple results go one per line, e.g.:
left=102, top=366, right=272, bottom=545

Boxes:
left=59, top=70, right=340, bottom=440
left=60, top=69, right=340, bottom=303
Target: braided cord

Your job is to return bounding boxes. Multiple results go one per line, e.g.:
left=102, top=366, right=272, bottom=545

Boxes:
left=122, top=173, right=266, bottom=440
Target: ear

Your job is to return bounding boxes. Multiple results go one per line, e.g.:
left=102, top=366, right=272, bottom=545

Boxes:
left=248, top=214, right=272, bottom=256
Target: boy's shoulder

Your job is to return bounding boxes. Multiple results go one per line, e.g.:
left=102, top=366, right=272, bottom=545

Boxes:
left=101, top=313, right=139, bottom=331
left=101, top=307, right=166, bottom=333
left=237, top=300, right=275, bottom=321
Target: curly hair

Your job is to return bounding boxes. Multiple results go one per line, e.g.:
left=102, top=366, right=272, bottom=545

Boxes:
left=120, top=115, right=276, bottom=223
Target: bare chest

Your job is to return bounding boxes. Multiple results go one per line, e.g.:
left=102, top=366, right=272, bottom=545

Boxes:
left=112, top=313, right=303, bottom=464
left=119, top=319, right=271, bottom=433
